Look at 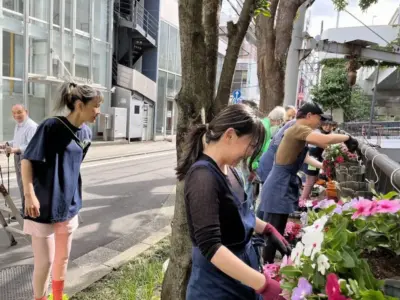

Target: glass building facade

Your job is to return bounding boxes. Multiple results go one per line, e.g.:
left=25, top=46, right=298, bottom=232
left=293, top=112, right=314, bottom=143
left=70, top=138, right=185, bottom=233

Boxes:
left=0, top=0, right=112, bottom=141
left=156, top=20, right=181, bottom=136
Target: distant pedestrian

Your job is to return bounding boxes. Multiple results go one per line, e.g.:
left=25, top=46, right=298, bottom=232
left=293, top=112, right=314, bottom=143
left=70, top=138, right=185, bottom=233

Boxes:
left=177, top=104, right=289, bottom=300
left=284, top=105, right=296, bottom=124
left=0, top=104, right=37, bottom=208
left=21, top=82, right=102, bottom=300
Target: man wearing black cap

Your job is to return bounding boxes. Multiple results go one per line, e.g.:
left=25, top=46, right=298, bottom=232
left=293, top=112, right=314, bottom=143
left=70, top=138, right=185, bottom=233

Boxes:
left=259, top=101, right=358, bottom=263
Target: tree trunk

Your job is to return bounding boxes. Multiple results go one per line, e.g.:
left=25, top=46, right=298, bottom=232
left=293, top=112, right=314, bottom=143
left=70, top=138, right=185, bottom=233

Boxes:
left=214, top=0, right=256, bottom=114
left=256, top=0, right=306, bottom=113
left=161, top=0, right=215, bottom=299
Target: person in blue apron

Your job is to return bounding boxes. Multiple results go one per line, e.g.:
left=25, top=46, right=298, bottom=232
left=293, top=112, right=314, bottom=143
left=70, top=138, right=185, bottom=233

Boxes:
left=259, top=102, right=358, bottom=263
left=300, top=118, right=334, bottom=201
left=176, top=104, right=290, bottom=300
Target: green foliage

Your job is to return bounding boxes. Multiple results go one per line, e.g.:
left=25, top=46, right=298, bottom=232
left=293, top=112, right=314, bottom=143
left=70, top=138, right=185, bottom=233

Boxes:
left=279, top=196, right=400, bottom=299
left=311, top=66, right=372, bottom=122
left=332, top=0, right=379, bottom=11
left=254, top=0, right=271, bottom=17
left=311, top=67, right=352, bottom=112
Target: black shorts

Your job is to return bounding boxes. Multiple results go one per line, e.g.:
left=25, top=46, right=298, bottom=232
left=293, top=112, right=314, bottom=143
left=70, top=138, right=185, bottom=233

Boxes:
left=303, top=164, right=320, bottom=176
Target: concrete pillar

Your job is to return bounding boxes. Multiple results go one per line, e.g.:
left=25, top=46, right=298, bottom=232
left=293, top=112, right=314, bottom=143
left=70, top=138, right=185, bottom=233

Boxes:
left=0, top=0, right=4, bottom=140
left=283, top=1, right=309, bottom=107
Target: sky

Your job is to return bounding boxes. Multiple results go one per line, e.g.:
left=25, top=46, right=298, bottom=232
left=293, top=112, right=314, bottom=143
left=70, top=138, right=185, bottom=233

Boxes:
left=308, top=0, right=400, bottom=37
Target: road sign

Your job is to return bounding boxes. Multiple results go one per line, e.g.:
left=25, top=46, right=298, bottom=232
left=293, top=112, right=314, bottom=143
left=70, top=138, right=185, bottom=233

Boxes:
left=232, top=90, right=241, bottom=104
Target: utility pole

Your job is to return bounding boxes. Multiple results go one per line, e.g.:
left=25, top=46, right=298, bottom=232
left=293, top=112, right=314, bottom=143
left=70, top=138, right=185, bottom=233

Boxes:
left=283, top=0, right=310, bottom=106
left=336, top=10, right=340, bottom=28
left=315, top=20, right=324, bottom=86
left=367, top=61, right=380, bottom=139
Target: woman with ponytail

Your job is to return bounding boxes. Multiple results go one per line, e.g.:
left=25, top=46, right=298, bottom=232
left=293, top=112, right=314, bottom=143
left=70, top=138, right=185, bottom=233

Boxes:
left=21, top=82, right=103, bottom=300
left=177, top=104, right=289, bottom=300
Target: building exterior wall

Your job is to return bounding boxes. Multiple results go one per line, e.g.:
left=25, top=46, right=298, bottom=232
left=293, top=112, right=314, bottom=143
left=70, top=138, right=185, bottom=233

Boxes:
left=0, top=0, right=112, bottom=141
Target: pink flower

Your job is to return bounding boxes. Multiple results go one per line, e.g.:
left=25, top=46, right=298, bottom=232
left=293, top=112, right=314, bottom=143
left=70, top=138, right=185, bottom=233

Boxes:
left=351, top=200, right=375, bottom=219
left=284, top=221, right=302, bottom=241
left=263, top=263, right=281, bottom=281
left=281, top=255, right=293, bottom=268
left=374, top=200, right=400, bottom=214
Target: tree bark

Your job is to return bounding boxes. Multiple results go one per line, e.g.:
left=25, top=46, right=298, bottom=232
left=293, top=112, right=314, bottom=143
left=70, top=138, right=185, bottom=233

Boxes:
left=214, top=0, right=256, bottom=114
left=161, top=0, right=216, bottom=299
left=256, top=0, right=306, bottom=113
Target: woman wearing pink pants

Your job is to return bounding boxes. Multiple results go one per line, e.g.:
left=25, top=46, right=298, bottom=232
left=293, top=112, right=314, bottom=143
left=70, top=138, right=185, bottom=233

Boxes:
left=21, top=82, right=102, bottom=300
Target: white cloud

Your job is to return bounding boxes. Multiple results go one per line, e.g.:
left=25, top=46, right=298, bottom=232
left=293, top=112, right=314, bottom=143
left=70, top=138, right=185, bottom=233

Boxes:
left=308, top=0, right=399, bottom=38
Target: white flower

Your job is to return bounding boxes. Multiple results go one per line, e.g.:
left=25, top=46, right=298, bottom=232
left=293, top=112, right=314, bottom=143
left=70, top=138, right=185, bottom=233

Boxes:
left=291, top=242, right=304, bottom=266
left=316, top=254, right=330, bottom=275
left=303, top=216, right=329, bottom=233
left=302, top=231, right=324, bottom=260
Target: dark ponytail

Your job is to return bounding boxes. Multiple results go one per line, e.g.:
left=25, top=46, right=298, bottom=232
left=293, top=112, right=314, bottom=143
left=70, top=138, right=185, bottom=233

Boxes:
left=176, top=104, right=266, bottom=181
left=176, top=124, right=208, bottom=181
left=56, top=81, right=103, bottom=112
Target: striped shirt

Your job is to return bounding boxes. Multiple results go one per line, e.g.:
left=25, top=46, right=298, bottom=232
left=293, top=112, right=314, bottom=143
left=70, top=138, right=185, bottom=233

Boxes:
left=8, top=118, right=38, bottom=155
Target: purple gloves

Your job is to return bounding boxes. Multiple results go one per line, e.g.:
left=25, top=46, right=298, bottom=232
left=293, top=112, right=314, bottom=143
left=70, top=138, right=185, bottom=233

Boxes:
left=263, top=223, right=291, bottom=256
left=256, top=272, right=285, bottom=300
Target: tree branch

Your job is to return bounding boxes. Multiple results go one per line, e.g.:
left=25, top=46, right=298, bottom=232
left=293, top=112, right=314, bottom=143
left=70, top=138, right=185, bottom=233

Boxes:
left=214, top=0, right=256, bottom=114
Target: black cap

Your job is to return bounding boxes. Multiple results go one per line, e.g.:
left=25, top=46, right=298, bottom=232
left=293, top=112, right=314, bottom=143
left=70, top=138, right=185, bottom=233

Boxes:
left=297, top=101, right=330, bottom=121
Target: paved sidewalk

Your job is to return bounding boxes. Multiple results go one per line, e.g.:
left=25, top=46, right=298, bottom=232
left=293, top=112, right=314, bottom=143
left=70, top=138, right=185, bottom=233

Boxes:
left=0, top=140, right=176, bottom=174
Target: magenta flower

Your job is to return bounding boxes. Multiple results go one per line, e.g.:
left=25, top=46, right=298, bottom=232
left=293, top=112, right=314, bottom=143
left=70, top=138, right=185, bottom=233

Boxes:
left=292, top=277, right=313, bottom=300
left=374, top=200, right=400, bottom=214
left=351, top=199, right=375, bottom=219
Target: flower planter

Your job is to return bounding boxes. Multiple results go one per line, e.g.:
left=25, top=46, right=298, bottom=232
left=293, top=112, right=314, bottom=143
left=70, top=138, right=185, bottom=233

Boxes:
left=336, top=181, right=373, bottom=200
left=384, top=277, right=400, bottom=298
left=335, top=165, right=364, bottom=183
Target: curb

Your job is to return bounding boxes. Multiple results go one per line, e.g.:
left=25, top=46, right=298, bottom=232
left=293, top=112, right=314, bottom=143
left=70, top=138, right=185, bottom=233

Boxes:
left=65, top=187, right=176, bottom=297
left=65, top=226, right=172, bottom=297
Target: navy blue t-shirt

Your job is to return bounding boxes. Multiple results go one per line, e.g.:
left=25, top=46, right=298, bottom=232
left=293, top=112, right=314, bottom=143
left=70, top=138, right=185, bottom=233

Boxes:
left=23, top=116, right=92, bottom=224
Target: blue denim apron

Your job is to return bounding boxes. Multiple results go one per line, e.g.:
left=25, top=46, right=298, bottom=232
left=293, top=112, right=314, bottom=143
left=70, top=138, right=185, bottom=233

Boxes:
left=260, top=147, right=308, bottom=214
left=186, top=160, right=262, bottom=300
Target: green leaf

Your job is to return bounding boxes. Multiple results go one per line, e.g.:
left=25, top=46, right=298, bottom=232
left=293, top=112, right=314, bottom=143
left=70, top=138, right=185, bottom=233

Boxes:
left=360, top=259, right=379, bottom=290
left=348, top=279, right=360, bottom=298
left=313, top=271, right=326, bottom=290
left=341, top=249, right=355, bottom=268
left=279, top=266, right=302, bottom=277
left=301, top=263, right=314, bottom=277
left=280, top=281, right=297, bottom=291
left=360, top=290, right=385, bottom=300
left=382, top=191, right=398, bottom=199
left=325, top=249, right=343, bottom=263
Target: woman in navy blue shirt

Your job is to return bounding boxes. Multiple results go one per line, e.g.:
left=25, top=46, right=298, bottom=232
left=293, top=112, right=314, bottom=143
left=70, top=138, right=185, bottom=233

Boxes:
left=21, top=82, right=102, bottom=300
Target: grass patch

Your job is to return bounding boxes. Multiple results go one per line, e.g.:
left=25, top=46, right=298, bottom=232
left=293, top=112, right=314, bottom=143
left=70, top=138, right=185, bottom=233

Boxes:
left=71, top=238, right=170, bottom=300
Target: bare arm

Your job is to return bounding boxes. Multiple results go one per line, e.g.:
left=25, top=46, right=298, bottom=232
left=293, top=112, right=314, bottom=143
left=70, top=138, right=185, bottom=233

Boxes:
left=304, top=154, right=323, bottom=169
left=21, top=159, right=35, bottom=197
left=306, top=132, right=349, bottom=148
left=211, top=246, right=266, bottom=290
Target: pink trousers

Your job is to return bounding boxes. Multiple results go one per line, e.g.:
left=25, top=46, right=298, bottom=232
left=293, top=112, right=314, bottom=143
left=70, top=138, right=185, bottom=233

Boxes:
left=24, top=215, right=78, bottom=298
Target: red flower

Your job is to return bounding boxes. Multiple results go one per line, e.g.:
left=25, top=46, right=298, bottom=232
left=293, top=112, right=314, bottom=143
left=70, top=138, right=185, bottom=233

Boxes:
left=326, top=274, right=350, bottom=300
left=335, top=156, right=345, bottom=164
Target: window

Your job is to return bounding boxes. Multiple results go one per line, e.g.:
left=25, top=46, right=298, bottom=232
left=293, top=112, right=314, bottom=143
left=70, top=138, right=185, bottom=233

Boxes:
left=134, top=105, right=140, bottom=114
left=2, top=31, right=24, bottom=81
left=94, top=0, right=108, bottom=41
left=166, top=73, right=175, bottom=98
left=30, top=0, right=50, bottom=22
left=2, top=0, right=23, bottom=13
left=167, top=26, right=178, bottom=72
left=76, top=0, right=90, bottom=32
left=156, top=71, right=167, bottom=134
left=158, top=22, right=169, bottom=70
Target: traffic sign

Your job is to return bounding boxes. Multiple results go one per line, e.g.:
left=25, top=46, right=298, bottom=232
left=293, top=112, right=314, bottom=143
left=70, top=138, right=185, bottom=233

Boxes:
left=232, top=90, right=241, bottom=104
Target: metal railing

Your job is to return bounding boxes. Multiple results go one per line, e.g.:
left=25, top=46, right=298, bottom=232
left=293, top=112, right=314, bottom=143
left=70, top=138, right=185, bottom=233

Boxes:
left=343, top=122, right=400, bottom=139
left=115, top=0, right=159, bottom=42
left=356, top=138, right=400, bottom=195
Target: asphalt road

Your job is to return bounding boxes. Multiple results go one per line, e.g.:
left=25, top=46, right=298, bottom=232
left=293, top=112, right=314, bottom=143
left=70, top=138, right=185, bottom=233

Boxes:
left=0, top=151, right=177, bottom=268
